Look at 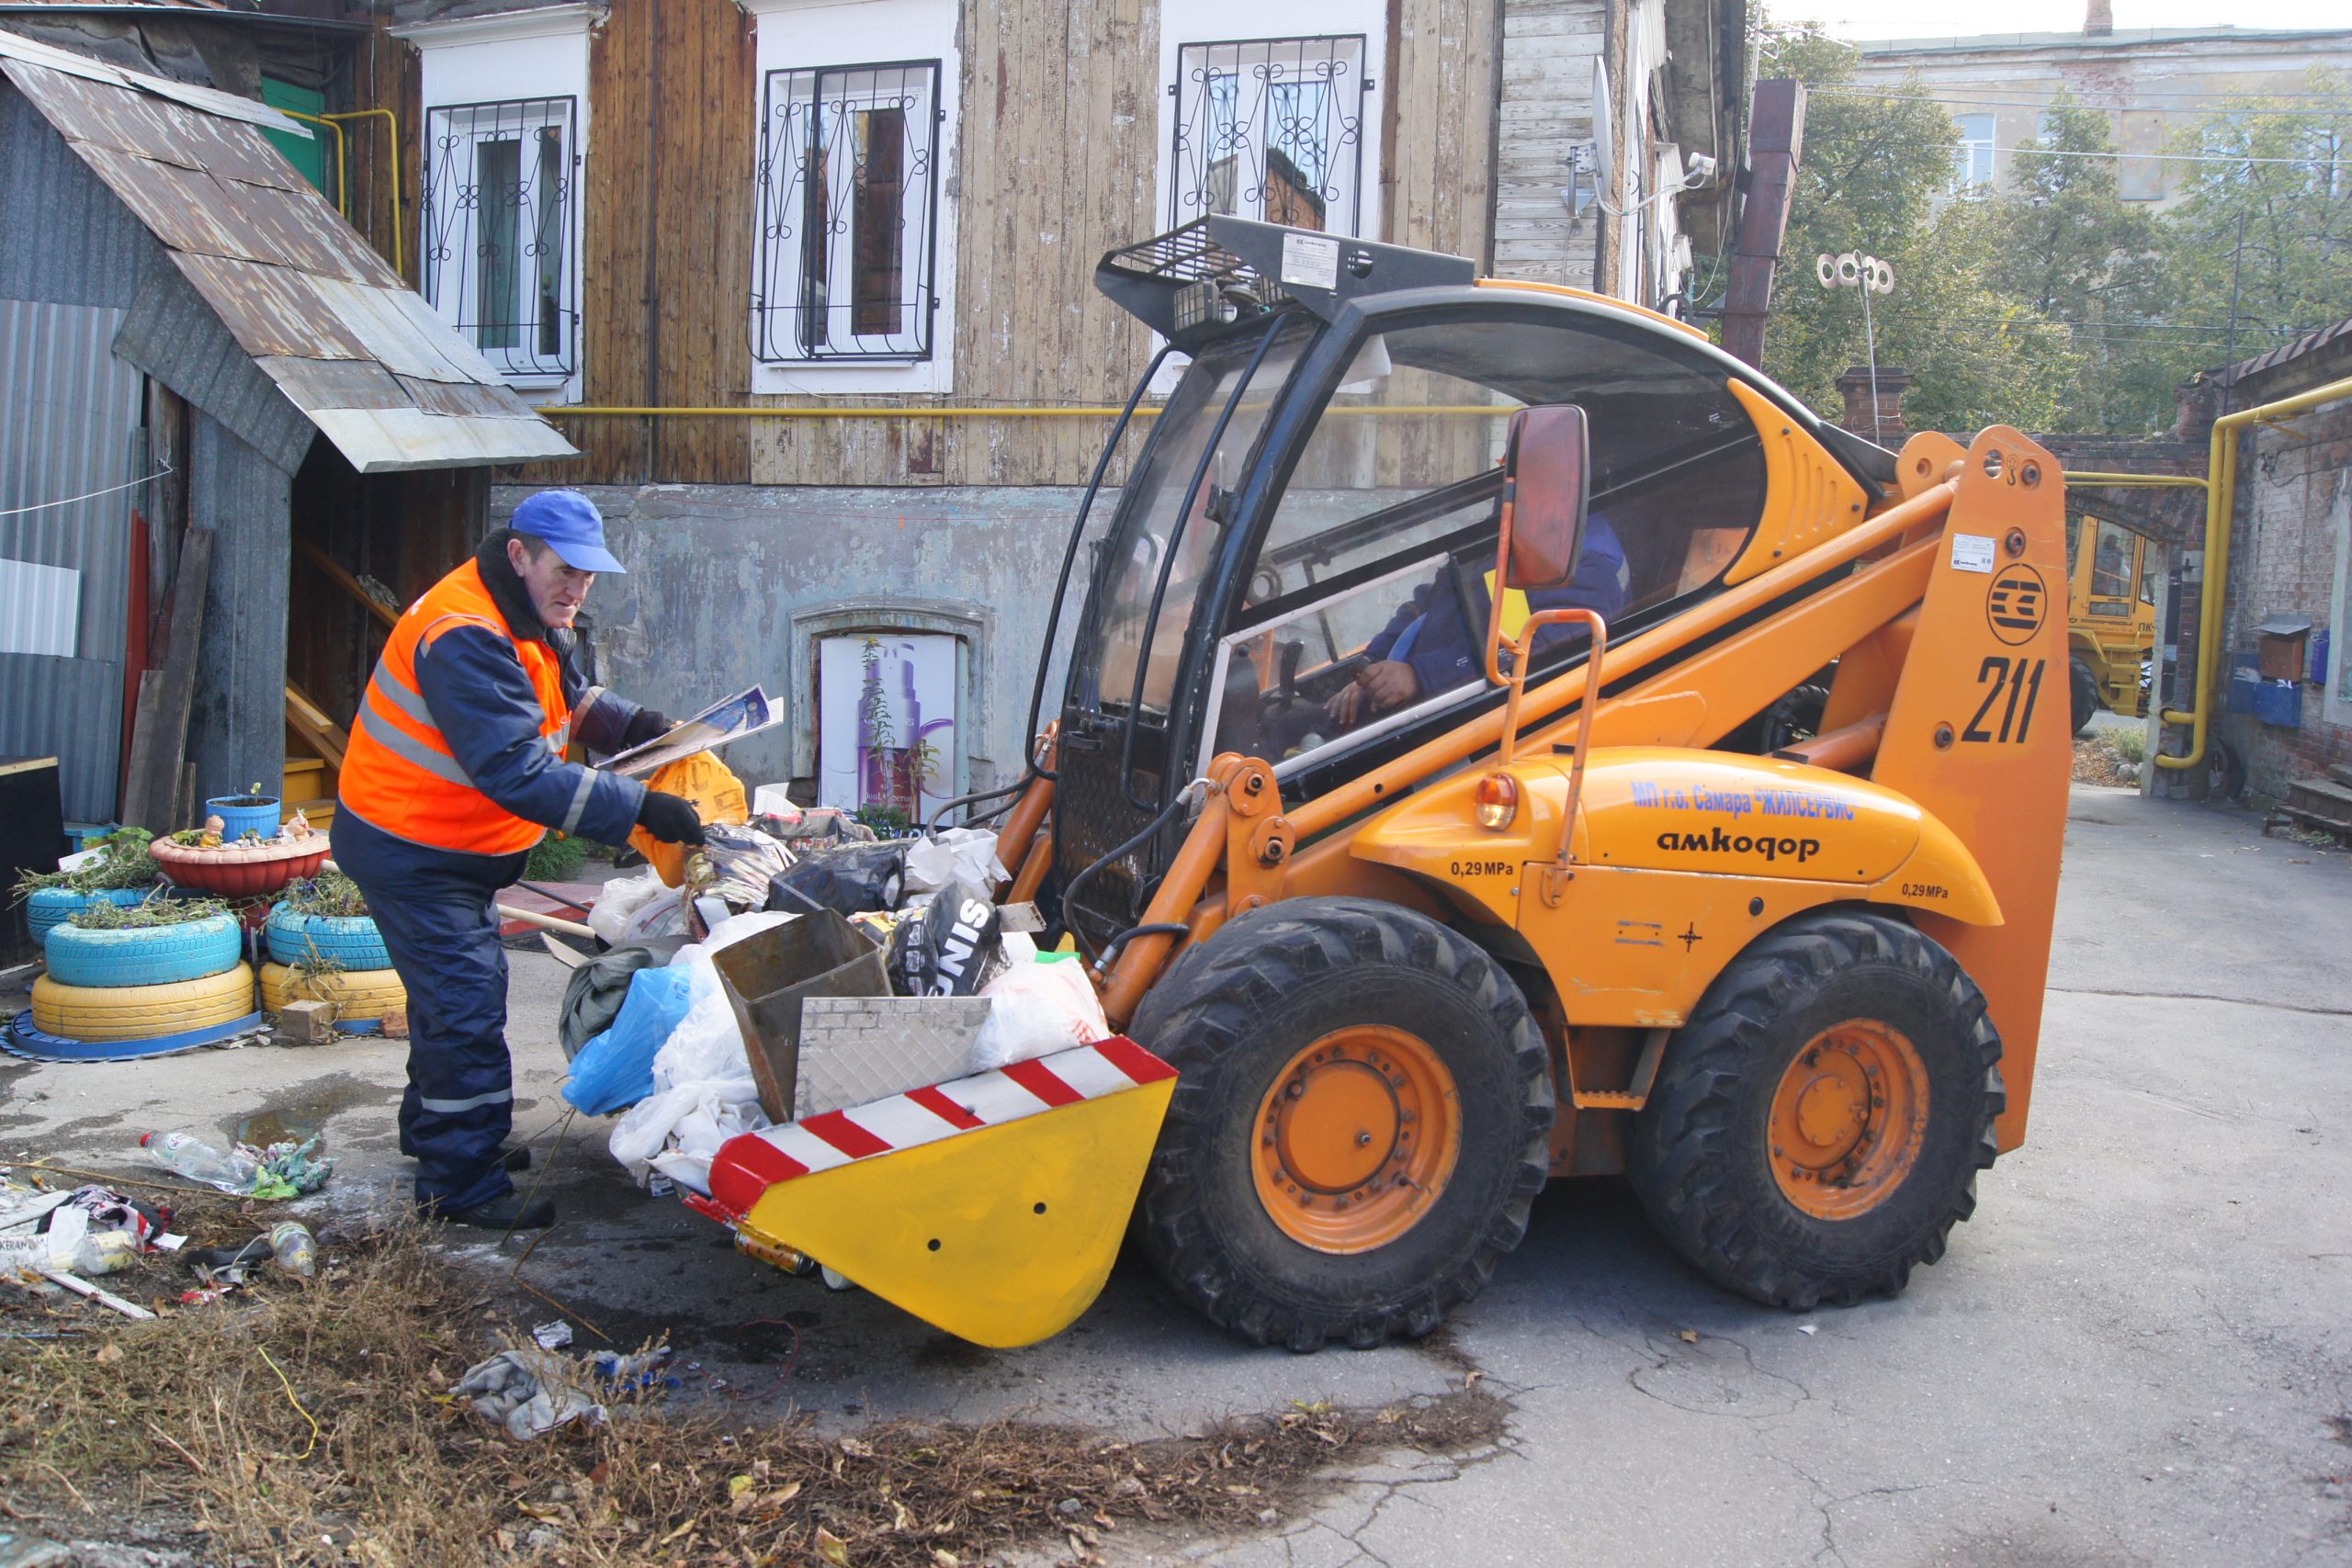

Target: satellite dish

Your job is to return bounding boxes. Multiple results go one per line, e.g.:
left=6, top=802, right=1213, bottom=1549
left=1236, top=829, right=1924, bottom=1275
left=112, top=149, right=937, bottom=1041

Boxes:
left=1589, top=55, right=1616, bottom=190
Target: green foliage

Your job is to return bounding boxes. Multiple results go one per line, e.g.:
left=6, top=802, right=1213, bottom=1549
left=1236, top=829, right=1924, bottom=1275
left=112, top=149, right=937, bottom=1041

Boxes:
left=2109, top=726, right=2147, bottom=766
left=282, top=871, right=370, bottom=919
left=851, top=802, right=912, bottom=838
left=525, top=833, right=590, bottom=882
left=67, top=890, right=232, bottom=929
left=1732, top=26, right=2352, bottom=438
left=11, top=828, right=159, bottom=901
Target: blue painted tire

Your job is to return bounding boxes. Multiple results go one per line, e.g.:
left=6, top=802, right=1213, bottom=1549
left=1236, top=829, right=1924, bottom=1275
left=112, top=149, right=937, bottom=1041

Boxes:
left=26, top=886, right=151, bottom=945
left=266, top=904, right=390, bottom=970
left=43, top=912, right=243, bottom=988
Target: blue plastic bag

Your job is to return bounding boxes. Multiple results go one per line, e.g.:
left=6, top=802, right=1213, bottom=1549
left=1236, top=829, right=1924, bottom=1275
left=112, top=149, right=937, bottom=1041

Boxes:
left=563, top=964, right=698, bottom=1115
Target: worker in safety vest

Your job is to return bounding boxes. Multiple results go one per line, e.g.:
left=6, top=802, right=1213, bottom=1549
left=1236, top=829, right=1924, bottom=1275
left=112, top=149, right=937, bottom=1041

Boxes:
left=334, top=491, right=706, bottom=1230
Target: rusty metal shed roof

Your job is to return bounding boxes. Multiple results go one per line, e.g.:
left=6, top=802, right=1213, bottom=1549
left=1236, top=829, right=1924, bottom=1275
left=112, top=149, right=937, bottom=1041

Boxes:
left=0, top=26, right=575, bottom=472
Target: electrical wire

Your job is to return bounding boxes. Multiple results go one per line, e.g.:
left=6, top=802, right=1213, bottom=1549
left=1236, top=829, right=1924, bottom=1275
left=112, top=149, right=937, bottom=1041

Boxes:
left=255, top=1347, right=321, bottom=1462
left=0, top=464, right=173, bottom=519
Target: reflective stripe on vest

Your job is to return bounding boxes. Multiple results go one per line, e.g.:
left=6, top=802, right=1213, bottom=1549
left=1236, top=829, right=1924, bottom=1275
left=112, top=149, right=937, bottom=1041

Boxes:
left=337, top=558, right=571, bottom=856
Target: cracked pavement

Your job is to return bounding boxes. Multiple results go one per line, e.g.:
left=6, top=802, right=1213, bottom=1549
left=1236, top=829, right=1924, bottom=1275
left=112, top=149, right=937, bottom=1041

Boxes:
left=6, top=786, right=2349, bottom=1565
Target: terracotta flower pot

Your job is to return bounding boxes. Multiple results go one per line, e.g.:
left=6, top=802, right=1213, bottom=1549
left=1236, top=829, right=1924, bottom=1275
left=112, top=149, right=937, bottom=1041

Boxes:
left=151, top=836, right=332, bottom=899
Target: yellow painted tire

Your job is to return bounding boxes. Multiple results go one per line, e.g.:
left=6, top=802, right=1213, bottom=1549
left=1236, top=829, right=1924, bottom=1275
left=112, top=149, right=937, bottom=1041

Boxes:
left=258, top=962, right=407, bottom=1021
left=30, top=964, right=256, bottom=1043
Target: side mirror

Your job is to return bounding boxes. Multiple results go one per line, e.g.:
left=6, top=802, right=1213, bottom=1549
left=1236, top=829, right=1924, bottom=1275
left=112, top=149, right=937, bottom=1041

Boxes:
left=1498, top=404, right=1589, bottom=589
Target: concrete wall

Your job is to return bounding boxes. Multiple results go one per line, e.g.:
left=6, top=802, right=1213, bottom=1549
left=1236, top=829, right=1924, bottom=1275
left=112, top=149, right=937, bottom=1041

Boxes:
left=491, top=483, right=1097, bottom=805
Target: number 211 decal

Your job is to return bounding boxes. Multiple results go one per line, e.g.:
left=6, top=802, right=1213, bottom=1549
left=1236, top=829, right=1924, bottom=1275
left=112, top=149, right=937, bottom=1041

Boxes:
left=1962, top=656, right=2045, bottom=745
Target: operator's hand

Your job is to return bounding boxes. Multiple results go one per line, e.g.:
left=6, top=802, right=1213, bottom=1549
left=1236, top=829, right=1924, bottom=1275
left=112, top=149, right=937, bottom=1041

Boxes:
left=635, top=789, right=705, bottom=846
left=620, top=707, right=673, bottom=748
left=1324, top=660, right=1420, bottom=728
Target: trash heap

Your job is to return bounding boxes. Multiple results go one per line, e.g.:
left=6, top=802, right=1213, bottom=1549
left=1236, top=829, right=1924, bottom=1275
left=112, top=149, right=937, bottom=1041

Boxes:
left=563, top=799, right=1108, bottom=1201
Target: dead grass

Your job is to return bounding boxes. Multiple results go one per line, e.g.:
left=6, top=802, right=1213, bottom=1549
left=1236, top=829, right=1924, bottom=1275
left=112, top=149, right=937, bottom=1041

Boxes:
left=2072, top=734, right=2141, bottom=786
left=1, top=1218, right=1506, bottom=1566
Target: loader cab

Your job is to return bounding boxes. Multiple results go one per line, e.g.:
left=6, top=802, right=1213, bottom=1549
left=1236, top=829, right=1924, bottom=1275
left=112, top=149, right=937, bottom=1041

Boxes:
left=1052, top=220, right=1857, bottom=950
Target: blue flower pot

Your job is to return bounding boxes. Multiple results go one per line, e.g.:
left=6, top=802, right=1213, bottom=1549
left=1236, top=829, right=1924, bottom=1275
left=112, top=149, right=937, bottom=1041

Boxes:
left=206, top=795, right=281, bottom=841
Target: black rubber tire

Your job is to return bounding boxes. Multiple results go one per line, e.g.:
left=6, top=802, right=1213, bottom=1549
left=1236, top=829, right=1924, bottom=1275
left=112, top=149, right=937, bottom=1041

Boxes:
left=1130, top=897, right=1554, bottom=1351
left=2070, top=656, right=2101, bottom=736
left=1626, top=909, right=2004, bottom=1312
left=2206, top=738, right=2247, bottom=803
left=1760, top=682, right=1831, bottom=753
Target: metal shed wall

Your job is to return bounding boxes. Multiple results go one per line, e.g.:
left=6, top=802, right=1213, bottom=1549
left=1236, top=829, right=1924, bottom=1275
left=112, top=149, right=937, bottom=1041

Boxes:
left=0, top=298, right=142, bottom=821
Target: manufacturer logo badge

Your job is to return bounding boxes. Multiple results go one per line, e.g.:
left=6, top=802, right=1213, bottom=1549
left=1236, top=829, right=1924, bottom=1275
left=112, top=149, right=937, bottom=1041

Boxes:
left=1985, top=565, right=2047, bottom=646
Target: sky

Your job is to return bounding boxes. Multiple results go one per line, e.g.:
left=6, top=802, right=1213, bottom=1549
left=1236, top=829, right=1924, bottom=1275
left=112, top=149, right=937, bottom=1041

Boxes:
left=1770, top=0, right=2351, bottom=41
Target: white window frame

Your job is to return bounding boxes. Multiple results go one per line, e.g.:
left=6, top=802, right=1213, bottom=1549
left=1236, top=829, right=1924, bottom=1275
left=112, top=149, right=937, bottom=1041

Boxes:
left=394, top=5, right=596, bottom=404
left=745, top=0, right=961, bottom=396
left=1951, top=113, right=1995, bottom=192
left=1154, top=0, right=1385, bottom=245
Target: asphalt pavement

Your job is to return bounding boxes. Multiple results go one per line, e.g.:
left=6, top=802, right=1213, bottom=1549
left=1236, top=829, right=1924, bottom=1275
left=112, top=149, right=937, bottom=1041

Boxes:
left=4, top=784, right=2347, bottom=1566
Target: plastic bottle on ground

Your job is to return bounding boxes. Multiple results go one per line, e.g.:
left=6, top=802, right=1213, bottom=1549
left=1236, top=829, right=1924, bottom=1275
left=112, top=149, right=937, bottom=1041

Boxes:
left=267, top=1221, right=317, bottom=1278
left=140, top=1131, right=253, bottom=1192
left=68, top=1230, right=139, bottom=1276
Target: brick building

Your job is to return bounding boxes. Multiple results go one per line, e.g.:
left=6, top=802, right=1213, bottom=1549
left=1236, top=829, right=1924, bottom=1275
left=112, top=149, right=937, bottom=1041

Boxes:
left=2201, top=322, right=2352, bottom=817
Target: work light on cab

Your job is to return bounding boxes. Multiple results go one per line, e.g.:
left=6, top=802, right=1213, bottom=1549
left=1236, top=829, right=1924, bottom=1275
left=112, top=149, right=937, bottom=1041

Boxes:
left=1476, top=773, right=1520, bottom=830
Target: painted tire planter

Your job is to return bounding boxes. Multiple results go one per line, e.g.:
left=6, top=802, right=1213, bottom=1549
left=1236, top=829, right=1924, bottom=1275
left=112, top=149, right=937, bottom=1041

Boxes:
left=25, top=886, right=153, bottom=945
left=258, top=962, right=406, bottom=1022
left=151, top=835, right=330, bottom=899
left=266, top=905, right=390, bottom=971
left=43, top=912, right=243, bottom=988
left=31, top=964, right=256, bottom=1043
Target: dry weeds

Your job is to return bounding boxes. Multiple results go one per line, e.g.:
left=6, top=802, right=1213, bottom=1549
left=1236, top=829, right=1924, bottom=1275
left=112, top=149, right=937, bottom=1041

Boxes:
left=1, top=1217, right=1505, bottom=1566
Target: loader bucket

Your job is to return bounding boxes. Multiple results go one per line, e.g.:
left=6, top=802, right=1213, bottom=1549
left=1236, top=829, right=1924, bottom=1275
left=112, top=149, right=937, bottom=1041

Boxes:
left=700, top=1038, right=1178, bottom=1348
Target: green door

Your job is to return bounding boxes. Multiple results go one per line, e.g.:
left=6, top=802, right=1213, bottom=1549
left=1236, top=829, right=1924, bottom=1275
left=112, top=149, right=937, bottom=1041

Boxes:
left=259, top=77, right=330, bottom=198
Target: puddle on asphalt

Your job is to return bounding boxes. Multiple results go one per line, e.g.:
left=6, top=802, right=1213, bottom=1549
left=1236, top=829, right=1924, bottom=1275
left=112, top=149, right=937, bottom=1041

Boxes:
left=223, top=1072, right=386, bottom=1149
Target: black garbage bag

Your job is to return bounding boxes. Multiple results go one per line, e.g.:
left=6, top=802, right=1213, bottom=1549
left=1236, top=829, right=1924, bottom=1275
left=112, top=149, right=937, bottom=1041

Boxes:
left=886, top=876, right=1007, bottom=998
left=766, top=841, right=908, bottom=919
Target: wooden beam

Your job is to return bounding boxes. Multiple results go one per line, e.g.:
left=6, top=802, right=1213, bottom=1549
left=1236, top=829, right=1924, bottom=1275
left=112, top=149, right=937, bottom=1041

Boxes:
left=1720, top=79, right=1806, bottom=371
left=284, top=682, right=349, bottom=771
left=295, top=537, right=399, bottom=631
left=121, top=527, right=212, bottom=832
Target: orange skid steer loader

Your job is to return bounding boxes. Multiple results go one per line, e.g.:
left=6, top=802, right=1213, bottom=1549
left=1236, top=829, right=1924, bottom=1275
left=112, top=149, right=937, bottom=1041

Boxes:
left=695, top=220, right=2069, bottom=1352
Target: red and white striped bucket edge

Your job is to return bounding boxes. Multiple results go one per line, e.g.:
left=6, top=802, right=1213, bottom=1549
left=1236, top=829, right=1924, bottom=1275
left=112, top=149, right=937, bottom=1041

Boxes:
left=703, top=1035, right=1176, bottom=1221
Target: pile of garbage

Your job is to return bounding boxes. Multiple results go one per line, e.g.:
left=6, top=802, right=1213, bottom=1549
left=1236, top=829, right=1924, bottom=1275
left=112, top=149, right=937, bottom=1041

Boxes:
left=561, top=798, right=1109, bottom=1201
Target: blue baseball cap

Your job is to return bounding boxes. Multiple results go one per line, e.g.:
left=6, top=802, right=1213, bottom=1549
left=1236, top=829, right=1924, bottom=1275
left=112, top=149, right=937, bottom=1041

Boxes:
left=509, top=490, right=626, bottom=574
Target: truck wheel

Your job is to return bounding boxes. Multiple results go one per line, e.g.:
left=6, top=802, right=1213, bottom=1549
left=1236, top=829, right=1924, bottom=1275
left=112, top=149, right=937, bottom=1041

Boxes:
left=2070, top=657, right=2100, bottom=735
left=1130, top=897, right=1553, bottom=1351
left=1627, top=910, right=2003, bottom=1311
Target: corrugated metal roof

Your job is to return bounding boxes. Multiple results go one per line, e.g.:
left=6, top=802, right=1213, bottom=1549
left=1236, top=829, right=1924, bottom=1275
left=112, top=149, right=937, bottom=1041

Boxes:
left=0, top=25, right=578, bottom=473
left=2219, top=316, right=2352, bottom=388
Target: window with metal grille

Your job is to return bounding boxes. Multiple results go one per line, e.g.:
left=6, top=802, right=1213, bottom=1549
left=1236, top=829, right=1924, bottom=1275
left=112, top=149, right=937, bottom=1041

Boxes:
left=754, top=61, right=942, bottom=363
left=422, top=96, right=579, bottom=382
left=1168, top=35, right=1370, bottom=235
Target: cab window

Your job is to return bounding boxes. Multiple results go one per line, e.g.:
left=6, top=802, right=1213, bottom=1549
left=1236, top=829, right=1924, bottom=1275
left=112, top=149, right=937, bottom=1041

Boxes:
left=1205, top=313, right=1768, bottom=769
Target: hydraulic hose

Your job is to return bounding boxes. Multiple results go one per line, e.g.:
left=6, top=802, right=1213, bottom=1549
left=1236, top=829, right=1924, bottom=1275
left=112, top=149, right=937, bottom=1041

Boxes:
left=1057, top=781, right=1204, bottom=964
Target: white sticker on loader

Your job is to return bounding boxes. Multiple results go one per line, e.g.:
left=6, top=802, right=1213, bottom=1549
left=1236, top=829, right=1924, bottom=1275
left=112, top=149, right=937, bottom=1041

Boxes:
left=1281, top=233, right=1341, bottom=291
left=1950, top=534, right=1997, bottom=574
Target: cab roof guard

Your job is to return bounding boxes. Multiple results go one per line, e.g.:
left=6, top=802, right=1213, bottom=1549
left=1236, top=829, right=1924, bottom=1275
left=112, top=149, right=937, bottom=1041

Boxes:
left=1094, top=217, right=1476, bottom=352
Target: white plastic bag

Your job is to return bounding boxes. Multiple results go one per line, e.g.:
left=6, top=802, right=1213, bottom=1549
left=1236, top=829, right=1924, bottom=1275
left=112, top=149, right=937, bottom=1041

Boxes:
left=903, top=829, right=1009, bottom=897
left=617, top=888, right=687, bottom=945
left=969, top=956, right=1109, bottom=1071
left=606, top=949, right=765, bottom=1184
left=588, top=870, right=673, bottom=945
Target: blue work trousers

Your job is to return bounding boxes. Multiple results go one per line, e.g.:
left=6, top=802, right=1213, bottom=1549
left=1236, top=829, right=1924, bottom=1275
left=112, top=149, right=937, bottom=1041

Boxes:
left=331, top=811, right=527, bottom=1214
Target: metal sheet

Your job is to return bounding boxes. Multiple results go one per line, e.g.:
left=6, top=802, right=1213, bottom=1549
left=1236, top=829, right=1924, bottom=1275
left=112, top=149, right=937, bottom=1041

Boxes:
left=167, top=251, right=369, bottom=360
left=69, top=144, right=263, bottom=265
left=118, top=265, right=316, bottom=475
left=0, top=29, right=307, bottom=137
left=304, top=408, right=577, bottom=472
left=255, top=355, right=409, bottom=412
left=0, top=296, right=140, bottom=820
left=0, top=558, right=80, bottom=656
left=305, top=276, right=490, bottom=384
left=0, top=653, right=121, bottom=822
left=6, top=62, right=302, bottom=190
left=390, top=373, right=538, bottom=419
left=0, top=79, right=152, bottom=310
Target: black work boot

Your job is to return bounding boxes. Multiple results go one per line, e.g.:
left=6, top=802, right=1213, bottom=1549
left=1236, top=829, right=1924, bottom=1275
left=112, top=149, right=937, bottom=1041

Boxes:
left=501, top=1145, right=532, bottom=1173
left=426, top=1192, right=557, bottom=1230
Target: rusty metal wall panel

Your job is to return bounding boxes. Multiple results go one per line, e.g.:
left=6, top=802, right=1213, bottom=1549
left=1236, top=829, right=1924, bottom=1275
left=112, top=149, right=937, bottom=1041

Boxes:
left=0, top=297, right=141, bottom=820
left=0, top=80, right=152, bottom=310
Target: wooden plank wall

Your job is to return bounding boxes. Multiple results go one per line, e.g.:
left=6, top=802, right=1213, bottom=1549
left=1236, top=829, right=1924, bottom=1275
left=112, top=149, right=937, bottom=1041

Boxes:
left=349, top=25, right=421, bottom=290
left=360, top=0, right=1502, bottom=492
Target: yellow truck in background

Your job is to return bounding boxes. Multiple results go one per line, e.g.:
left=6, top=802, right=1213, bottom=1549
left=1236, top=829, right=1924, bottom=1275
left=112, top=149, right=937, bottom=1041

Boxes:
left=2065, top=514, right=2157, bottom=734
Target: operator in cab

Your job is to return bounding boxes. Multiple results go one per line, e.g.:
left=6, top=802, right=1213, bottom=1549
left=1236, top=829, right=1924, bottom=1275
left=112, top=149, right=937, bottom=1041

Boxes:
left=1325, top=513, right=1632, bottom=728
left=333, top=491, right=707, bottom=1231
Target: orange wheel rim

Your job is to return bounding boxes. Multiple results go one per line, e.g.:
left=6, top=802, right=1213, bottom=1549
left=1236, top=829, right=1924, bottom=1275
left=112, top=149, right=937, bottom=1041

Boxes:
left=1251, top=1024, right=1462, bottom=1255
left=1769, top=1020, right=1930, bottom=1220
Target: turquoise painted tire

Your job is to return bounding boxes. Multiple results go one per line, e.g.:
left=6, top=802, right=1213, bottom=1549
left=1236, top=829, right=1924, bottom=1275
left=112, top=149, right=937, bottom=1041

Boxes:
left=43, top=912, right=243, bottom=988
left=26, top=886, right=151, bottom=945
left=266, top=904, right=390, bottom=970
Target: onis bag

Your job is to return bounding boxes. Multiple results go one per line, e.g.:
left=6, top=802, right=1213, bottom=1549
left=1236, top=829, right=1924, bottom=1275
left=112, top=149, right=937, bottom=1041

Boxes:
left=628, top=752, right=750, bottom=887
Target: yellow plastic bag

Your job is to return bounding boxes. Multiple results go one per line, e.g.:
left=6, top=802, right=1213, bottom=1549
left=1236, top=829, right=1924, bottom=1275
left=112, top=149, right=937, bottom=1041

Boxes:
left=628, top=752, right=749, bottom=887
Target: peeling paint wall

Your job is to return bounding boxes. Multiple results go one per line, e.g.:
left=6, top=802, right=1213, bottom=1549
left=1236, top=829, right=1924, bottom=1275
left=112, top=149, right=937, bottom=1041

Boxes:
left=492, top=483, right=1100, bottom=801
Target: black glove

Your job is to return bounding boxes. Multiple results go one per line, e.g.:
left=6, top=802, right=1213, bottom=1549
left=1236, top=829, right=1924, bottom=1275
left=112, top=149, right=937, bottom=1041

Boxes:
left=620, top=707, right=673, bottom=748
left=635, top=789, right=706, bottom=847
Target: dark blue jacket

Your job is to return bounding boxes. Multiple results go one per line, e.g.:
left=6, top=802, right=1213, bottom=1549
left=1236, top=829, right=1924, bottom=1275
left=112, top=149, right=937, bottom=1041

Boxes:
left=1365, top=514, right=1631, bottom=699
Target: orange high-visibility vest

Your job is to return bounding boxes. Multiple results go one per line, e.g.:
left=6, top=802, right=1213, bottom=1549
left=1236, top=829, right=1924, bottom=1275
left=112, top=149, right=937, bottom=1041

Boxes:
left=339, top=558, right=570, bottom=855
